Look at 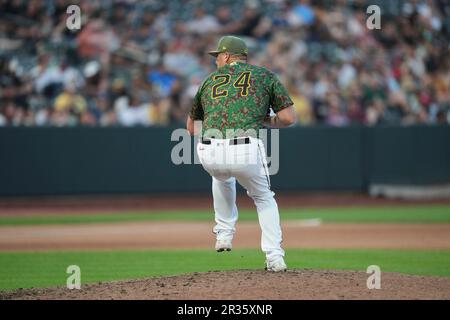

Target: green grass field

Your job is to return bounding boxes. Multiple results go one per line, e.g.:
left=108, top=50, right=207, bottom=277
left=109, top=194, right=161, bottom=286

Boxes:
left=1, top=249, right=450, bottom=291
left=1, top=204, right=449, bottom=292
left=1, top=205, right=450, bottom=226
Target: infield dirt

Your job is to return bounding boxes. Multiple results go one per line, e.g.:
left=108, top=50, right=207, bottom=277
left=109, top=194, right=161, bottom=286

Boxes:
left=1, top=221, right=450, bottom=251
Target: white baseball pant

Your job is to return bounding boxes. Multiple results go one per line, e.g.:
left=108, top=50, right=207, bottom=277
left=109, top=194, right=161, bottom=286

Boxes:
left=196, top=136, right=284, bottom=261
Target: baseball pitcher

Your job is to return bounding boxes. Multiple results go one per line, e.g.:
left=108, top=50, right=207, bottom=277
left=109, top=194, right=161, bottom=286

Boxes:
left=187, top=36, right=296, bottom=272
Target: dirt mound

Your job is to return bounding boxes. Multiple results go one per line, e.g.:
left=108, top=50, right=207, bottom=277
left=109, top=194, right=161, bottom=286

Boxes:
left=2, top=270, right=450, bottom=300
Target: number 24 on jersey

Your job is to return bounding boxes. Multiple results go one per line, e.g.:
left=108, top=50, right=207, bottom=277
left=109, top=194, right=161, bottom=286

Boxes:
left=211, top=72, right=251, bottom=99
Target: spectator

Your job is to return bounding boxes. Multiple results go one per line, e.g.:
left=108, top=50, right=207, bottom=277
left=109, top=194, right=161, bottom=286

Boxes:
left=347, top=98, right=365, bottom=124
left=222, top=0, right=272, bottom=39
left=54, top=83, right=88, bottom=116
left=326, top=94, right=349, bottom=127
left=116, top=93, right=152, bottom=127
left=32, top=54, right=64, bottom=99
left=215, top=6, right=234, bottom=29
left=287, top=0, right=316, bottom=28
left=186, top=8, right=220, bottom=35
left=148, top=65, right=177, bottom=98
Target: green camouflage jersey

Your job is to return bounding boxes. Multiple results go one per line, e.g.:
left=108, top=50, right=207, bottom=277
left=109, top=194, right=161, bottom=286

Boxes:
left=190, top=62, right=293, bottom=138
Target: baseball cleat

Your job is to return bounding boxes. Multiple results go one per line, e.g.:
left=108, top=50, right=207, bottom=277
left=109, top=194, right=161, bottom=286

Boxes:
left=265, top=257, right=287, bottom=272
left=215, top=239, right=232, bottom=252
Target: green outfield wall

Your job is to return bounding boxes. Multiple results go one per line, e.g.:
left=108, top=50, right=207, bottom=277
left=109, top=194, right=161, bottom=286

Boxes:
left=0, top=125, right=449, bottom=196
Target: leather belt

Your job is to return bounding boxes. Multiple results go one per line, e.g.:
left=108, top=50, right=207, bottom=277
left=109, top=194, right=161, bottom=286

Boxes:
left=201, top=137, right=251, bottom=145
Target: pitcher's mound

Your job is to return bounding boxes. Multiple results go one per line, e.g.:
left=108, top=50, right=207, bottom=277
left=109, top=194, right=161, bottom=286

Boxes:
left=2, top=269, right=450, bottom=300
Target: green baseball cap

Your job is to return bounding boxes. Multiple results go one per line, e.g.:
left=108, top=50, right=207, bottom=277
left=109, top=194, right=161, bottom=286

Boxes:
left=208, top=36, right=248, bottom=57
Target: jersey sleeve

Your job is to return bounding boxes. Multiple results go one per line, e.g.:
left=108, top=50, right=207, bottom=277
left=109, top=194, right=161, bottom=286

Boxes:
left=189, top=83, right=205, bottom=121
left=270, top=73, right=294, bottom=113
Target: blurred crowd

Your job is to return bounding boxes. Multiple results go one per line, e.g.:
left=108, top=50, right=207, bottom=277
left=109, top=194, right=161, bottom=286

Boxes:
left=0, top=0, right=449, bottom=127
